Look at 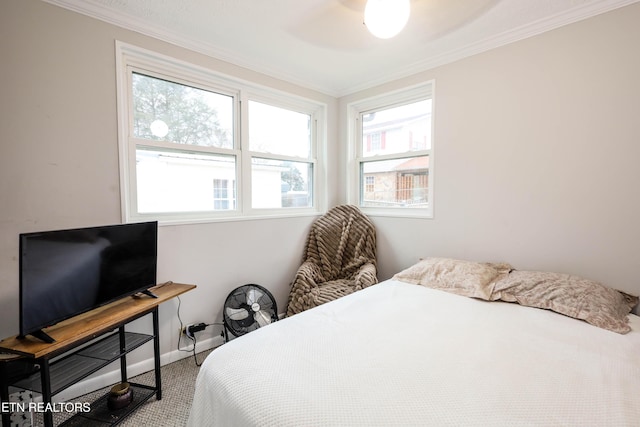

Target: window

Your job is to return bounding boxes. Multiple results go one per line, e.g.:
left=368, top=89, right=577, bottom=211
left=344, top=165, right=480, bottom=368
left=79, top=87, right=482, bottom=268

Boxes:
left=369, top=132, right=382, bottom=152
left=348, top=83, right=434, bottom=217
left=116, top=42, right=325, bottom=223
left=365, top=176, right=375, bottom=193
left=213, top=179, right=233, bottom=210
left=248, top=101, right=313, bottom=209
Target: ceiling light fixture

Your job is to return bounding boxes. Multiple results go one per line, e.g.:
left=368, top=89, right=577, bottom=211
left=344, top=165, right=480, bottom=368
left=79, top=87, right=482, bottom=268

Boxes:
left=364, top=0, right=411, bottom=39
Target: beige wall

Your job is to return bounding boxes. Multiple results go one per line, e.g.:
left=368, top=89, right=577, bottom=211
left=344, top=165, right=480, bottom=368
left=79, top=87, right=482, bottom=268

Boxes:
left=0, top=0, right=337, bottom=354
left=341, top=3, right=640, bottom=297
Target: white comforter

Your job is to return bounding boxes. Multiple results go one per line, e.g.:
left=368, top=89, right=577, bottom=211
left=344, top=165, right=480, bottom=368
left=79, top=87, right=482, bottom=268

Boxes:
left=188, top=280, right=640, bottom=426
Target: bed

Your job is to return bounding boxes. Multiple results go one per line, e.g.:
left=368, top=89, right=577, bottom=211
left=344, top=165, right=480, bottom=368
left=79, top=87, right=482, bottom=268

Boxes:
left=188, top=258, right=640, bottom=426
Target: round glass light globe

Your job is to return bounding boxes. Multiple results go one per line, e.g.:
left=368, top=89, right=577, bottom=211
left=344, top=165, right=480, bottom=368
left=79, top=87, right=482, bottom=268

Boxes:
left=150, top=119, right=169, bottom=138
left=364, top=0, right=410, bottom=39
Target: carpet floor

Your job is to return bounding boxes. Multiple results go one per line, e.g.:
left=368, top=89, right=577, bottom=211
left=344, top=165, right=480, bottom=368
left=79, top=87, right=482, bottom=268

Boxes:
left=41, top=349, right=213, bottom=427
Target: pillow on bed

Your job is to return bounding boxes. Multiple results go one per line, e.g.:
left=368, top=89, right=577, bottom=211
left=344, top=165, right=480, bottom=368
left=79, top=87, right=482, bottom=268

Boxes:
left=490, top=270, right=639, bottom=334
left=392, top=257, right=512, bottom=300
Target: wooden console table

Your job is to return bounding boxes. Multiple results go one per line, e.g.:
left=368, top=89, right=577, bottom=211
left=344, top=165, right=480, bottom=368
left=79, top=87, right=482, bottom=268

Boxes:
left=0, top=282, right=196, bottom=427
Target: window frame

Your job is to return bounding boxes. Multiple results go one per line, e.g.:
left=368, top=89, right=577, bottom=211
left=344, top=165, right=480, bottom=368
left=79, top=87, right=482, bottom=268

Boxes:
left=347, top=82, right=435, bottom=218
left=115, top=41, right=326, bottom=224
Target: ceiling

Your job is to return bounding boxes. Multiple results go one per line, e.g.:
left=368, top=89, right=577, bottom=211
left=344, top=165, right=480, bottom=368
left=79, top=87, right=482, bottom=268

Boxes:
left=44, top=0, right=638, bottom=96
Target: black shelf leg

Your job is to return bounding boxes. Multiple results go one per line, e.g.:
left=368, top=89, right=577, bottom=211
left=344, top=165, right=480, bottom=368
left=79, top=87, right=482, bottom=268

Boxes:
left=119, top=326, right=128, bottom=383
left=152, top=307, right=162, bottom=400
left=39, top=359, right=53, bottom=427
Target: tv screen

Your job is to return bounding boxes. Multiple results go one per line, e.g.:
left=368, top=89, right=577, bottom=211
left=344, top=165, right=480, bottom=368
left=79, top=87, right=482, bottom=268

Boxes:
left=19, top=221, right=158, bottom=342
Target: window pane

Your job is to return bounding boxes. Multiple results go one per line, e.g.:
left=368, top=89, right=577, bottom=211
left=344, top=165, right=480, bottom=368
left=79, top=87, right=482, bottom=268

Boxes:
left=132, top=73, right=233, bottom=149
left=249, top=101, right=311, bottom=158
left=136, top=147, right=236, bottom=213
left=251, top=158, right=312, bottom=208
left=361, top=99, right=431, bottom=157
left=360, top=156, right=429, bottom=208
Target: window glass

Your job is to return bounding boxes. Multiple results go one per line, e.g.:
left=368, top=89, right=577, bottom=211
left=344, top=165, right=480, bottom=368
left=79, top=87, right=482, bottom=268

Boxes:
left=361, top=99, right=431, bottom=157
left=360, top=157, right=429, bottom=208
left=249, top=101, right=311, bottom=158
left=132, top=73, right=234, bottom=149
left=136, top=147, right=236, bottom=213
left=251, top=158, right=313, bottom=208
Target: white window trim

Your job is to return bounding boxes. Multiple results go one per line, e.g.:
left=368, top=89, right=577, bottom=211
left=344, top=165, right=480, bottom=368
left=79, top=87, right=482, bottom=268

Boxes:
left=346, top=81, right=435, bottom=219
left=115, top=41, right=327, bottom=224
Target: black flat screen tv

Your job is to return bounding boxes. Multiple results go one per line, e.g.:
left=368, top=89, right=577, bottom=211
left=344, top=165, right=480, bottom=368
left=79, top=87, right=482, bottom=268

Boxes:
left=19, top=221, right=158, bottom=343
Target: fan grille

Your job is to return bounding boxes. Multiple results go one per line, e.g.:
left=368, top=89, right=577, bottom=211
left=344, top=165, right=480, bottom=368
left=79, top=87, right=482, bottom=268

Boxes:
left=223, top=284, right=278, bottom=339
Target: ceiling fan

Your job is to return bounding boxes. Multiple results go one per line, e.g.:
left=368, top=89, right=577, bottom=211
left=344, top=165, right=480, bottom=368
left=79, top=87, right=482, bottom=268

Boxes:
left=286, top=0, right=499, bottom=51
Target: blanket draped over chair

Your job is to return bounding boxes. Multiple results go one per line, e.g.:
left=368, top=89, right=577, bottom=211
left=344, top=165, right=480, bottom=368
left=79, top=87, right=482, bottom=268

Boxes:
left=286, top=205, right=377, bottom=316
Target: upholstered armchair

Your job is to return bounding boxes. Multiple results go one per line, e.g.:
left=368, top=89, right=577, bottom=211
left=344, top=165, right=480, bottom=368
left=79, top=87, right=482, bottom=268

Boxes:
left=286, top=205, right=377, bottom=316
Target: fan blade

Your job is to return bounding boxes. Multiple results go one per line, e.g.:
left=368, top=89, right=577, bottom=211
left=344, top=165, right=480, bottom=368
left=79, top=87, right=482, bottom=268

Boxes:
left=254, top=310, right=272, bottom=327
left=226, top=307, right=250, bottom=321
left=287, top=0, right=375, bottom=51
left=246, top=287, right=264, bottom=305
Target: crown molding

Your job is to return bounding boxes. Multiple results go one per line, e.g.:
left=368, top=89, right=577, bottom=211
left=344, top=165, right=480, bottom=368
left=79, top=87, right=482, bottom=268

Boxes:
left=41, top=0, right=335, bottom=95
left=336, top=0, right=640, bottom=95
left=42, top=0, right=640, bottom=97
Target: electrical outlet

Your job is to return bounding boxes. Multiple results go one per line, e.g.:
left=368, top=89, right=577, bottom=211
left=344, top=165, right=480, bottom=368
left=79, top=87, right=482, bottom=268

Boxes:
left=183, top=324, right=195, bottom=339
left=183, top=322, right=207, bottom=339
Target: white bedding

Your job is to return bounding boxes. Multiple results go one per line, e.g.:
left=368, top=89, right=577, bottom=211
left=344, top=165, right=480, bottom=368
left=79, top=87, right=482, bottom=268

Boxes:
left=188, top=280, right=640, bottom=426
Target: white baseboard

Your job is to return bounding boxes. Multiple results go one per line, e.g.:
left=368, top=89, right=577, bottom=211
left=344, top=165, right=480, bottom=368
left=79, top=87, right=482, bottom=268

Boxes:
left=52, top=334, right=225, bottom=402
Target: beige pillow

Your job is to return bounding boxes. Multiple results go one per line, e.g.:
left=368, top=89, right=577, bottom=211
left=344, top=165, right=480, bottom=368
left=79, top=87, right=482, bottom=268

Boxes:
left=392, top=257, right=512, bottom=300
left=491, top=270, right=639, bottom=334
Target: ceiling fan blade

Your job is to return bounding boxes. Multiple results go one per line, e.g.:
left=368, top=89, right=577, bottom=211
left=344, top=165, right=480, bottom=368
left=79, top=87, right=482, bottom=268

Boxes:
left=408, top=0, right=500, bottom=41
left=286, top=0, right=375, bottom=51
left=255, top=310, right=272, bottom=327
left=226, top=306, right=250, bottom=321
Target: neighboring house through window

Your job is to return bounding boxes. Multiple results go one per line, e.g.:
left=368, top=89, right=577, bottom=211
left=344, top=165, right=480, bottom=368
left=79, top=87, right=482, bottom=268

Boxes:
left=213, top=179, right=233, bottom=210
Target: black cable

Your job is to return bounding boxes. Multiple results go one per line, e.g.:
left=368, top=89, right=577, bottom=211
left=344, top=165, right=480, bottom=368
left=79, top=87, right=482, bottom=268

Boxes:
left=175, top=296, right=225, bottom=366
left=176, top=296, right=195, bottom=353
left=191, top=334, right=203, bottom=366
